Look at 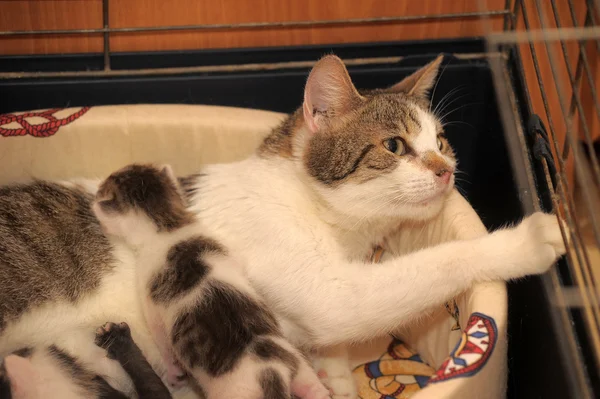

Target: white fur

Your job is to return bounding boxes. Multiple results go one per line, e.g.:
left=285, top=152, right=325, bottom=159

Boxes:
left=187, top=156, right=563, bottom=345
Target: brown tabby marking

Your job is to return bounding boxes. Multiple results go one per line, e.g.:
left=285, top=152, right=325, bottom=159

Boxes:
left=252, top=338, right=299, bottom=375
left=304, top=93, right=427, bottom=186
left=178, top=173, right=205, bottom=205
left=0, top=182, right=114, bottom=328
left=12, top=347, right=33, bottom=358
left=97, top=164, right=193, bottom=232
left=149, top=236, right=224, bottom=304
left=170, top=281, right=279, bottom=377
left=48, top=345, right=128, bottom=399
left=258, top=109, right=304, bottom=159
left=259, top=368, right=288, bottom=399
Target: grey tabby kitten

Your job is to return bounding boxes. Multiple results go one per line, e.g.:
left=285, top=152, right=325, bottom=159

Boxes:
left=0, top=321, right=170, bottom=399
left=0, top=181, right=114, bottom=332
left=91, top=164, right=330, bottom=399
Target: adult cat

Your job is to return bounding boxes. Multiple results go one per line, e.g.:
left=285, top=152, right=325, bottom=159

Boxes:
left=0, top=54, right=565, bottom=399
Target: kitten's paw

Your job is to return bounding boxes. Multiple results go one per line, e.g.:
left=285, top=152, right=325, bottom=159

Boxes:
left=95, top=322, right=132, bottom=359
left=518, top=212, right=567, bottom=274
left=313, top=358, right=356, bottom=399
left=165, top=360, right=188, bottom=390
left=291, top=373, right=331, bottom=399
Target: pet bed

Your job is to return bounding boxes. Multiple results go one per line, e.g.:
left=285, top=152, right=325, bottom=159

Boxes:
left=0, top=104, right=507, bottom=399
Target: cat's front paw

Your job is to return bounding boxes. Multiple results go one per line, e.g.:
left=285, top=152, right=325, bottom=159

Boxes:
left=95, top=322, right=132, bottom=360
left=313, top=358, right=356, bottom=399
left=517, top=212, right=567, bottom=274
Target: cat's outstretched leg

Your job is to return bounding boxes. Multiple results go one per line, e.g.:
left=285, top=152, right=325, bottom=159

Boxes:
left=96, top=321, right=173, bottom=399
left=312, top=347, right=356, bottom=399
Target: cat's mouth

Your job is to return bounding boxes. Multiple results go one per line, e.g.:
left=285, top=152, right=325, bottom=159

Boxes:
left=412, top=182, right=453, bottom=206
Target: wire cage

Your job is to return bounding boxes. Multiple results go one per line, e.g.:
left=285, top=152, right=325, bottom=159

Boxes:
left=0, top=0, right=599, bottom=397
left=485, top=1, right=600, bottom=398
left=487, top=0, right=600, bottom=397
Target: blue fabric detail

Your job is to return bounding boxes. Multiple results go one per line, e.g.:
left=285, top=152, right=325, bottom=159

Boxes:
left=367, top=361, right=383, bottom=378
left=470, top=331, right=488, bottom=338
left=452, top=357, right=467, bottom=367
left=409, top=354, right=424, bottom=363
left=415, top=375, right=430, bottom=388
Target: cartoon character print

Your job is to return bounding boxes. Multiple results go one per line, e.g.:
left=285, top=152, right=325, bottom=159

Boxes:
left=353, top=340, right=435, bottom=399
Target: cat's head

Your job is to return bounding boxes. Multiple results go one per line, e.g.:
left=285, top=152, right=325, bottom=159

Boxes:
left=295, top=55, right=455, bottom=222
left=93, top=163, right=193, bottom=241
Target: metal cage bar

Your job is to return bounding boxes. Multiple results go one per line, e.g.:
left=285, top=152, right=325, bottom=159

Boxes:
left=487, top=0, right=600, bottom=395
left=0, top=1, right=512, bottom=79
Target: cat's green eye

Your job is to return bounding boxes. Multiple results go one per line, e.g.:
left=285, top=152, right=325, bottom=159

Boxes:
left=383, top=138, right=406, bottom=155
left=437, top=136, right=444, bottom=151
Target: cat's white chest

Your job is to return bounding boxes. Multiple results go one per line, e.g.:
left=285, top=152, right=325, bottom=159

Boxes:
left=333, top=230, right=382, bottom=262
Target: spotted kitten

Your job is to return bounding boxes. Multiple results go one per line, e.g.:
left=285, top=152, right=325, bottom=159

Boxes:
left=92, top=164, right=330, bottom=399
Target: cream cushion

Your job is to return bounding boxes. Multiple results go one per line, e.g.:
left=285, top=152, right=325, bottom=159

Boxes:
left=0, top=105, right=507, bottom=398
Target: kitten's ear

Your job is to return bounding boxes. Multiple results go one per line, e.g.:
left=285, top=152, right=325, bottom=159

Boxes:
left=387, top=54, right=444, bottom=101
left=3, top=355, right=37, bottom=397
left=159, top=164, right=177, bottom=185
left=92, top=199, right=125, bottom=238
left=303, top=55, right=363, bottom=133
left=95, top=189, right=114, bottom=204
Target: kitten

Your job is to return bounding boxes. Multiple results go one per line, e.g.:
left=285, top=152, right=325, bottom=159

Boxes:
left=92, top=164, right=330, bottom=399
left=0, top=54, right=566, bottom=399
left=0, top=321, right=168, bottom=399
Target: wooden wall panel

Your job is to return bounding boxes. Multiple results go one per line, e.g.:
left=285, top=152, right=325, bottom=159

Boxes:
left=0, top=0, right=506, bottom=55
left=0, top=0, right=103, bottom=54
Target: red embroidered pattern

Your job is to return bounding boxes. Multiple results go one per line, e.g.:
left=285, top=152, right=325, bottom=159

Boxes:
left=428, top=312, right=498, bottom=384
left=0, top=107, right=90, bottom=138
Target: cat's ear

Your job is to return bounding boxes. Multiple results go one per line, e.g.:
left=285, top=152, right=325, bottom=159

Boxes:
left=303, top=55, right=363, bottom=133
left=3, top=355, right=37, bottom=397
left=387, top=54, right=444, bottom=101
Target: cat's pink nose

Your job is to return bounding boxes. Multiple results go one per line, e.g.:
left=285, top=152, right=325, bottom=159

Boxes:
left=435, top=169, right=453, bottom=185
